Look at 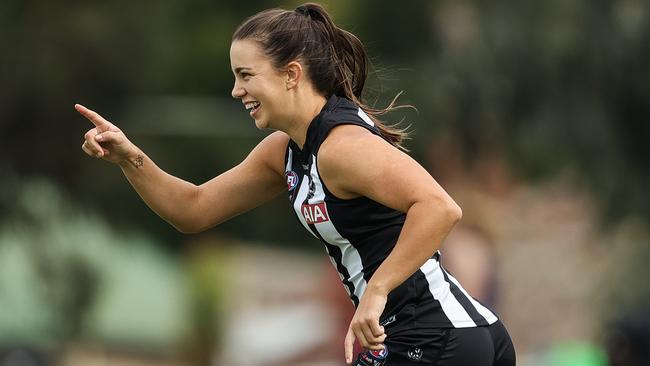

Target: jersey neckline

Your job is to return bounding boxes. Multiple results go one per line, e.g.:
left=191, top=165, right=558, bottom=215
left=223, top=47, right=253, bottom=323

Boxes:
left=289, top=94, right=341, bottom=153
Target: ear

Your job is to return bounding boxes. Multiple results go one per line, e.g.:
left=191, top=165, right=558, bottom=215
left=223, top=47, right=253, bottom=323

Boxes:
left=285, top=61, right=303, bottom=90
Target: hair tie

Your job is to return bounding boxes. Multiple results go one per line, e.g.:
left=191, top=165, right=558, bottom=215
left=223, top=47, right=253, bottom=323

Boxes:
left=295, top=5, right=314, bottom=18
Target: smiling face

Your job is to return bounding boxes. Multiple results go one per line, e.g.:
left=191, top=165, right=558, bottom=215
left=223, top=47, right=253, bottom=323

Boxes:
left=230, top=39, right=290, bottom=130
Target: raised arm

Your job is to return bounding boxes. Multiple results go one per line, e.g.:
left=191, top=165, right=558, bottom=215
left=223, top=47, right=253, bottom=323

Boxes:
left=76, top=104, right=288, bottom=233
left=317, top=125, right=462, bottom=363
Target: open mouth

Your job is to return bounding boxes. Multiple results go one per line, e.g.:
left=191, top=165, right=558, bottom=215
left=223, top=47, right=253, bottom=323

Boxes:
left=245, top=101, right=261, bottom=116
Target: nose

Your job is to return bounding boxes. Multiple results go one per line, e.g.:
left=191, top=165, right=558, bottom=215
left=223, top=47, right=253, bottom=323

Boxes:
left=231, top=82, right=245, bottom=99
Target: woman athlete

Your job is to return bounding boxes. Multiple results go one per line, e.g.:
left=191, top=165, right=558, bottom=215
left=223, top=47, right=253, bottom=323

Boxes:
left=77, top=3, right=515, bottom=365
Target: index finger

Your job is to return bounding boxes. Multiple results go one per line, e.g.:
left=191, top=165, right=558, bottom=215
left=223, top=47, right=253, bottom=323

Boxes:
left=74, top=104, right=110, bottom=129
left=344, top=328, right=355, bottom=364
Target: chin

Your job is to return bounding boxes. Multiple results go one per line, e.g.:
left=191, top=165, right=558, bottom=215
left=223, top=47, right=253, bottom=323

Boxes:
left=254, top=118, right=269, bottom=130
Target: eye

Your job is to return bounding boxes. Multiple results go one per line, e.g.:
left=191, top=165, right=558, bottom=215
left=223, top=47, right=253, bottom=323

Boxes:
left=240, top=72, right=252, bottom=79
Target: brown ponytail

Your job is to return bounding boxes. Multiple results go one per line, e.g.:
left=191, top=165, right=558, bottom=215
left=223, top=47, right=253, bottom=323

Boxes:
left=233, top=3, right=410, bottom=149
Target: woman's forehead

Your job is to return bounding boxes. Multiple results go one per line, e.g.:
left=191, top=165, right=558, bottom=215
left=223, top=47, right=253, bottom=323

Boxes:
left=230, top=39, right=266, bottom=68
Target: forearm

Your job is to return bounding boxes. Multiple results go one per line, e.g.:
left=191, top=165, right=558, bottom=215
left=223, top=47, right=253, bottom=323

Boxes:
left=118, top=147, right=201, bottom=233
left=366, top=199, right=462, bottom=296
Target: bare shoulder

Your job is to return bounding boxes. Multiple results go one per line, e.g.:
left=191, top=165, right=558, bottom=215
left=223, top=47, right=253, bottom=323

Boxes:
left=254, top=130, right=290, bottom=153
left=247, top=131, right=290, bottom=177
left=318, top=124, right=445, bottom=212
left=318, top=124, right=395, bottom=199
left=319, top=124, right=393, bottom=167
left=320, top=124, right=378, bottom=156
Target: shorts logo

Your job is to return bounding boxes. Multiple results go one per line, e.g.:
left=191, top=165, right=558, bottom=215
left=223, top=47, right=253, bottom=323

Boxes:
left=302, top=202, right=329, bottom=224
left=286, top=171, right=299, bottom=191
left=407, top=346, right=423, bottom=361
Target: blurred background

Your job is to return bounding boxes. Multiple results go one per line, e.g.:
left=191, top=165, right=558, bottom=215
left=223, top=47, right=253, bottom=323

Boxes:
left=1, top=0, right=649, bottom=365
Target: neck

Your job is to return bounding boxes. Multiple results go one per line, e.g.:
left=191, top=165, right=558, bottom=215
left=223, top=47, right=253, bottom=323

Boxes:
left=284, top=93, right=328, bottom=149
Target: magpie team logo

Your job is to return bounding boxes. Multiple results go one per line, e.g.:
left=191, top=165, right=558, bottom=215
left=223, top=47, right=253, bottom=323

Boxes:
left=286, top=171, right=299, bottom=191
left=407, top=346, right=423, bottom=361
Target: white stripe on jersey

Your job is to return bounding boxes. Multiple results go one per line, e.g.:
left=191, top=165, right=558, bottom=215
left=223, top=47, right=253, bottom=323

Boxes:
left=444, top=268, right=498, bottom=325
left=421, top=259, right=479, bottom=328
left=286, top=148, right=293, bottom=171
left=309, top=155, right=368, bottom=302
left=357, top=108, right=375, bottom=126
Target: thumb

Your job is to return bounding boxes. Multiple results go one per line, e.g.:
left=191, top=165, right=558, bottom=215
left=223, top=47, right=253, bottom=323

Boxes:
left=95, top=130, right=124, bottom=145
left=345, top=327, right=356, bottom=365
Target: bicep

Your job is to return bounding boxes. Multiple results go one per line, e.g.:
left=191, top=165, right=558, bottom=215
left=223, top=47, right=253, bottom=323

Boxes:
left=194, top=132, right=288, bottom=229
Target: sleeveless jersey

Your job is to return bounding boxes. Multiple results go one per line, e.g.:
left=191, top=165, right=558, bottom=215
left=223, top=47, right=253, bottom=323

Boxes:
left=284, top=95, right=498, bottom=330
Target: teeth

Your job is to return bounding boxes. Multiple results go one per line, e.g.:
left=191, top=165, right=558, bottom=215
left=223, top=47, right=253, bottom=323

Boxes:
left=245, top=102, right=260, bottom=110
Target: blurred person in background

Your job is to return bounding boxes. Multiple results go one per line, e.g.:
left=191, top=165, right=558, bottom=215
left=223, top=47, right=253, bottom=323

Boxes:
left=439, top=225, right=498, bottom=309
left=75, top=3, right=515, bottom=365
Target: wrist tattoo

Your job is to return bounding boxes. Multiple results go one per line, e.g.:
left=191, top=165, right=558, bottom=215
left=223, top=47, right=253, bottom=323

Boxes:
left=134, top=155, right=144, bottom=168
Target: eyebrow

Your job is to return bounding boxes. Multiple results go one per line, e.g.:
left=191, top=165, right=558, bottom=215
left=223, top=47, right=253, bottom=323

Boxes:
left=234, top=67, right=252, bottom=74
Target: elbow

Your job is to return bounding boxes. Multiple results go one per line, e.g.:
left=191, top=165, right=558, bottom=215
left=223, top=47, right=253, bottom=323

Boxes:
left=173, top=185, right=206, bottom=234
left=171, top=215, right=207, bottom=234
left=447, top=201, right=462, bottom=224
left=173, top=217, right=220, bottom=234
left=428, top=196, right=462, bottom=226
left=415, top=195, right=463, bottom=226
left=172, top=221, right=201, bottom=234
left=175, top=224, right=201, bottom=234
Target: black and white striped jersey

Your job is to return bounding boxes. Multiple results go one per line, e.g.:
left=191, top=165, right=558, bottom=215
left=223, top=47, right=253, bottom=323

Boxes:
left=284, top=95, right=498, bottom=329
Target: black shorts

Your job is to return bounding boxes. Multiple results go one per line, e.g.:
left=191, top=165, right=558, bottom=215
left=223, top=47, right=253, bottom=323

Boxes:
left=382, top=320, right=516, bottom=365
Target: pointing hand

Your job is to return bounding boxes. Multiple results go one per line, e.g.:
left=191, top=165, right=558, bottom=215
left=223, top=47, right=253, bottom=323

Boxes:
left=76, top=104, right=136, bottom=165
